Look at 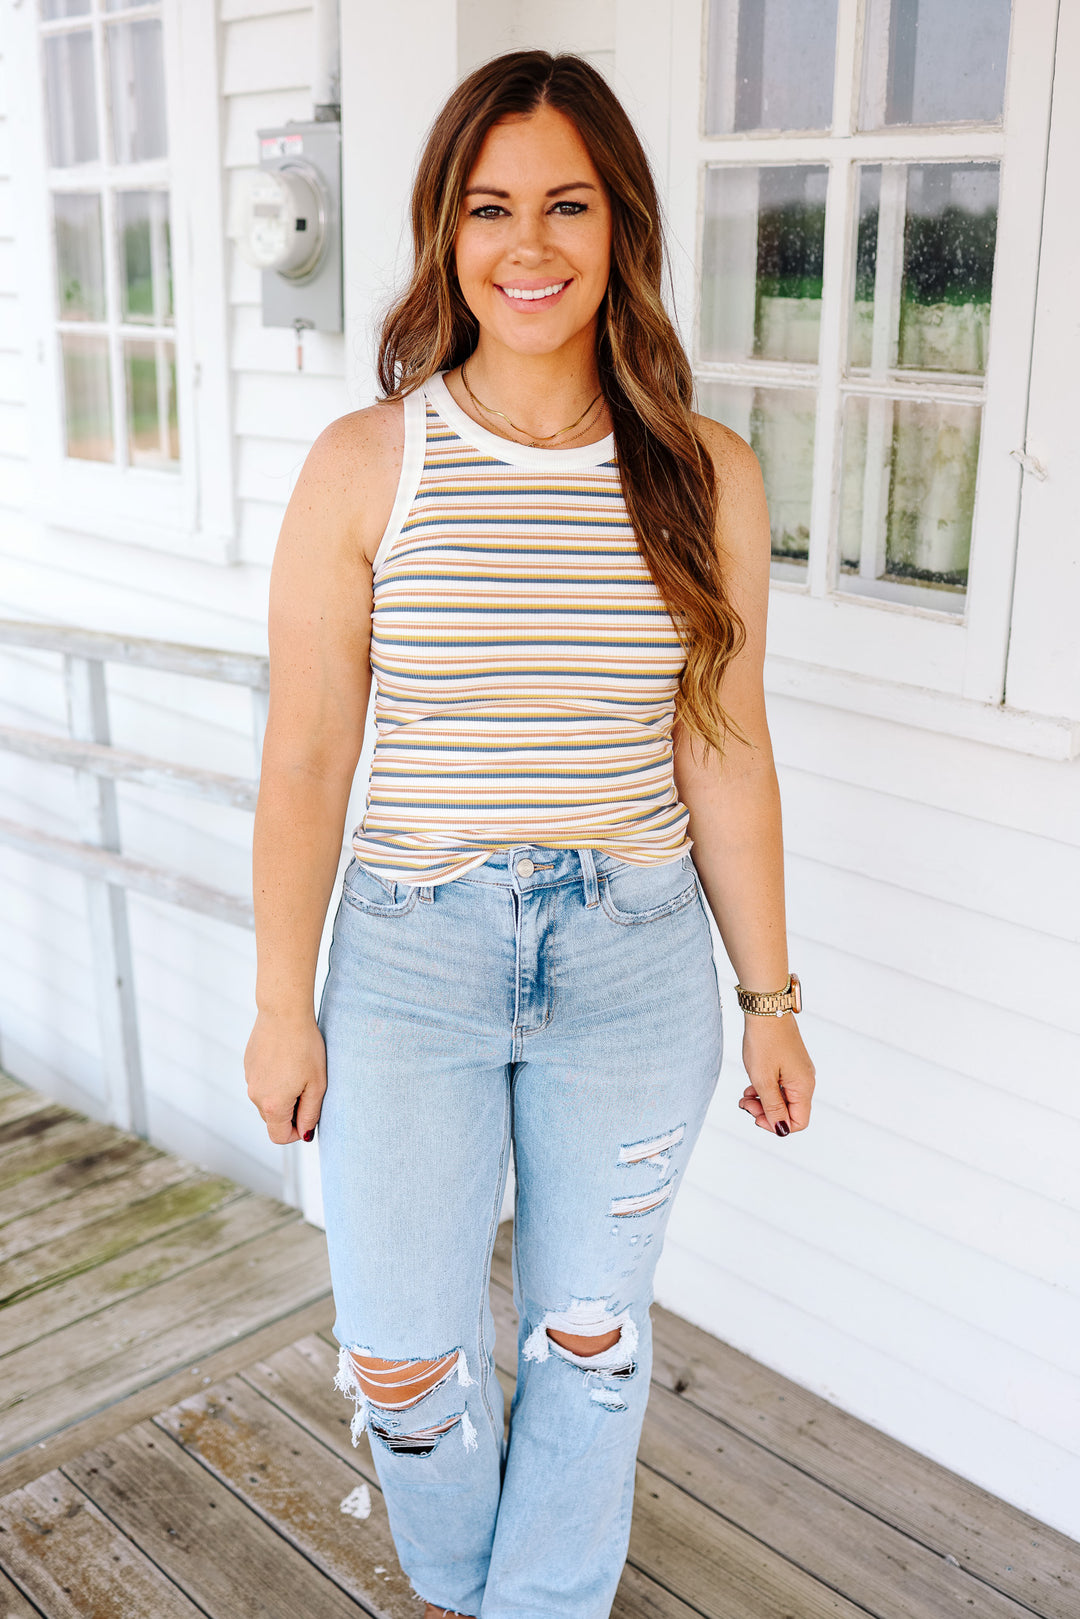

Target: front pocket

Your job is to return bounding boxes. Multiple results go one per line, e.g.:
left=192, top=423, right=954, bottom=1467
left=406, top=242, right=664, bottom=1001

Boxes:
left=341, top=859, right=419, bottom=917
left=599, top=858, right=699, bottom=925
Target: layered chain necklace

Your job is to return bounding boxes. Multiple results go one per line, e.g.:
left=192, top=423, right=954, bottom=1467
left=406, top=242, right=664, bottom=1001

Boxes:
left=460, top=360, right=604, bottom=449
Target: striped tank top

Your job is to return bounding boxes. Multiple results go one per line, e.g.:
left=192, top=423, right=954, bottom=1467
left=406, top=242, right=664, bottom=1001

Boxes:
left=350, top=370, right=693, bottom=885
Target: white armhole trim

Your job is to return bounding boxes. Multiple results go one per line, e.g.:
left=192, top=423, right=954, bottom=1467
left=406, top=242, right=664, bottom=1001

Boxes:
left=371, top=388, right=428, bottom=580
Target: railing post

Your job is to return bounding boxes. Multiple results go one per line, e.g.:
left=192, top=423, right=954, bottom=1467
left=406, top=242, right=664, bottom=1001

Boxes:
left=63, top=655, right=147, bottom=1138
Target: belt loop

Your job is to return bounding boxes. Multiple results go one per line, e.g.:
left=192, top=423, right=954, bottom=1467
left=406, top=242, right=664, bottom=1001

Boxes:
left=578, top=847, right=600, bottom=909
left=418, top=883, right=435, bottom=903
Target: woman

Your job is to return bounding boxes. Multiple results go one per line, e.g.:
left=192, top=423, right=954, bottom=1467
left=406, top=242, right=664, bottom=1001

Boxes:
left=245, top=49, right=815, bottom=1619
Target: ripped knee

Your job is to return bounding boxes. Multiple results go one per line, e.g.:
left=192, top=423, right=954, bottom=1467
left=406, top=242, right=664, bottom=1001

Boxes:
left=333, top=1343, right=478, bottom=1455
left=348, top=1349, right=461, bottom=1409
left=546, top=1326, right=622, bottom=1358
left=523, top=1299, right=639, bottom=1410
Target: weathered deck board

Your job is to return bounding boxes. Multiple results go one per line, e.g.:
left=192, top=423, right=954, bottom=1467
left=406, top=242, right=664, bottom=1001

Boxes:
left=0, top=1130, right=162, bottom=1226
left=0, top=1170, right=246, bottom=1313
left=0, top=1148, right=210, bottom=1264
left=156, top=1375, right=422, bottom=1618
left=0, top=1116, right=131, bottom=1194
left=0, top=1071, right=1076, bottom=1619
left=64, top=1423, right=372, bottom=1619
left=0, top=1185, right=289, bottom=1352
left=0, top=1215, right=332, bottom=1456
left=0, top=1469, right=206, bottom=1619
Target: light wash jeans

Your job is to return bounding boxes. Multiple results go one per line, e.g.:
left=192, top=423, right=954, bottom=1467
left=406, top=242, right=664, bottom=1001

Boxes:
left=316, top=843, right=723, bottom=1619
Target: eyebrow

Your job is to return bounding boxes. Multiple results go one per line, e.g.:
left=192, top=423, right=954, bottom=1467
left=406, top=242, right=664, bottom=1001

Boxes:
left=463, top=182, right=598, bottom=199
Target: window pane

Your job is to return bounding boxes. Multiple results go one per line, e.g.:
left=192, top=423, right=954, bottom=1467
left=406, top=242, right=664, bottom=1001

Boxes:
left=61, top=332, right=114, bottom=461
left=53, top=192, right=106, bottom=321
left=124, top=337, right=178, bottom=468
left=43, top=30, right=98, bottom=167
left=705, top=0, right=838, bottom=133
left=41, top=1, right=90, bottom=18
left=117, top=189, right=173, bottom=323
left=861, top=0, right=1012, bottom=128
left=838, top=394, right=980, bottom=608
left=849, top=163, right=998, bottom=376
left=701, top=166, right=827, bottom=364
left=107, top=18, right=167, bottom=163
left=698, top=382, right=815, bottom=567
left=105, top=1, right=156, bottom=9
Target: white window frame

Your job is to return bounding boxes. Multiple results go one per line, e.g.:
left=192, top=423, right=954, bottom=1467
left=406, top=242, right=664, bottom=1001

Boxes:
left=7, top=0, right=235, bottom=563
left=617, top=0, right=1059, bottom=711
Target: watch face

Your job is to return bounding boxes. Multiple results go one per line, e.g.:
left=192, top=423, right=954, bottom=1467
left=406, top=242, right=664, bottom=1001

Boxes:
left=790, top=973, right=802, bottom=1013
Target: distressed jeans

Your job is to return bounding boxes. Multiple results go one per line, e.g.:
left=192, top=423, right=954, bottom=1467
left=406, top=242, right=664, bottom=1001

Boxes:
left=315, top=844, right=723, bottom=1619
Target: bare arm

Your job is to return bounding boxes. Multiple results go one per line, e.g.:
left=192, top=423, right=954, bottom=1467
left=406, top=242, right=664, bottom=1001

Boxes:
left=244, top=401, right=403, bottom=1144
left=673, top=417, right=815, bottom=1136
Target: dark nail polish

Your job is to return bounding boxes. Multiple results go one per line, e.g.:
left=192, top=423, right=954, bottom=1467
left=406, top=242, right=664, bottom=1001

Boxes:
left=303, top=1128, right=315, bottom=1142
left=775, top=1120, right=790, bottom=1136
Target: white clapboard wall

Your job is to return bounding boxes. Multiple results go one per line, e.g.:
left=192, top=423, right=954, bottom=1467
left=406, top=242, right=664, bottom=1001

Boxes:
left=0, top=0, right=1077, bottom=1548
left=0, top=0, right=353, bottom=1202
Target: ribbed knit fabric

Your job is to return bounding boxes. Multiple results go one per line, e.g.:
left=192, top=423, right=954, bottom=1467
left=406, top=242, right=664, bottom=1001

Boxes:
left=350, top=370, right=693, bottom=885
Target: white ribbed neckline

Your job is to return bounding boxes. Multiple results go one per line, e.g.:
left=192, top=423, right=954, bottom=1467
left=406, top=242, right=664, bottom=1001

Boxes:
left=425, top=370, right=617, bottom=469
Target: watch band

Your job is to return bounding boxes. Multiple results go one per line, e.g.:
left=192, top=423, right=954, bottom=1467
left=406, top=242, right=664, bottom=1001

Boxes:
left=735, top=971, right=802, bottom=1017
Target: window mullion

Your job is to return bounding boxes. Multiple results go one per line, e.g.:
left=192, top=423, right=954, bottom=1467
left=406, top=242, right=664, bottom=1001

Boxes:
left=832, top=0, right=863, bottom=136
left=857, top=163, right=906, bottom=580
left=806, top=155, right=856, bottom=598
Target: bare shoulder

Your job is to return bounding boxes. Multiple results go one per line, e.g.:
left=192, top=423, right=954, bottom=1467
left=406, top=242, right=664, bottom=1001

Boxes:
left=288, top=396, right=406, bottom=570
left=691, top=411, right=764, bottom=496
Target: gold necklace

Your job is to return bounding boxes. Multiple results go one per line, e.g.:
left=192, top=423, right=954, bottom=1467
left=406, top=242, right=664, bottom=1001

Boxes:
left=460, top=361, right=603, bottom=448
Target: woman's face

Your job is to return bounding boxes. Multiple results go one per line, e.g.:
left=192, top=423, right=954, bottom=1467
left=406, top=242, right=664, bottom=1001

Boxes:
left=454, top=104, right=612, bottom=362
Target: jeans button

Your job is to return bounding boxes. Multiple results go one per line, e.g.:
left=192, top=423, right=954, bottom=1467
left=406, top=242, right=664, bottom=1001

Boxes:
left=516, top=857, right=535, bottom=877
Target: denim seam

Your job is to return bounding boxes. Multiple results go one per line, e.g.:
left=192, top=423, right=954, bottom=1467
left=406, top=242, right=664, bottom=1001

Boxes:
left=475, top=1075, right=512, bottom=1450
left=598, top=878, right=698, bottom=927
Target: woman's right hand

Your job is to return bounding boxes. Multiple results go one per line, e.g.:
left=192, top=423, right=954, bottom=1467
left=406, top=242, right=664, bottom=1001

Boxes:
left=244, top=1009, right=327, bottom=1144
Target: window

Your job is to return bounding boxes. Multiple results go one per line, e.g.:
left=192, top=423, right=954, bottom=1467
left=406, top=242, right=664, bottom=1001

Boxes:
left=10, top=0, right=235, bottom=559
left=42, top=0, right=178, bottom=471
left=661, top=0, right=1058, bottom=703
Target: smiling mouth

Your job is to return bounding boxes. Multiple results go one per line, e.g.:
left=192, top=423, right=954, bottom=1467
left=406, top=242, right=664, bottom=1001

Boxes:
left=497, top=280, right=570, bottom=302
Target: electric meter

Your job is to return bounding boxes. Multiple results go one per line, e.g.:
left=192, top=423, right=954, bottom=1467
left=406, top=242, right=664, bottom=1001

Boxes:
left=239, top=162, right=328, bottom=279
left=227, top=120, right=342, bottom=336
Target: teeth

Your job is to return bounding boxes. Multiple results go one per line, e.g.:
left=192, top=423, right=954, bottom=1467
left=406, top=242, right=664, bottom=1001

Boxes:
left=501, top=281, right=568, bottom=301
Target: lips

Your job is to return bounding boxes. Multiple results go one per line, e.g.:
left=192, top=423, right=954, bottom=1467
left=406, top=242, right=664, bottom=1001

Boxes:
left=496, top=279, right=570, bottom=305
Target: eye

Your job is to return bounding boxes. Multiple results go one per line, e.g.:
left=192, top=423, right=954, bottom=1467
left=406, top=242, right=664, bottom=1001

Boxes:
left=468, top=204, right=507, bottom=219
left=551, top=201, right=588, bottom=216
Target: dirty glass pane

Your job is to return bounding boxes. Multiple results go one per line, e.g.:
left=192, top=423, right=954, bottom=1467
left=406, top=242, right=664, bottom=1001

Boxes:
left=838, top=393, right=980, bottom=606
left=701, top=166, right=827, bottom=364
left=124, top=338, right=179, bottom=468
left=107, top=18, right=167, bottom=163
left=53, top=192, right=106, bottom=321
left=43, top=29, right=98, bottom=167
left=61, top=332, right=114, bottom=461
left=861, top=0, right=1012, bottom=128
left=849, top=163, right=998, bottom=375
left=117, top=190, right=173, bottom=324
left=42, top=0, right=90, bottom=17
left=705, top=0, right=838, bottom=133
left=697, top=381, right=815, bottom=567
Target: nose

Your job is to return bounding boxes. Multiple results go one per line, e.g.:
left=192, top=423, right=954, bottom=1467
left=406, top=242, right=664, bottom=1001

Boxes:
left=508, top=207, right=552, bottom=266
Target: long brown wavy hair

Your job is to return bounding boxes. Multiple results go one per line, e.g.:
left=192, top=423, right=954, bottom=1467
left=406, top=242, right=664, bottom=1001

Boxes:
left=377, top=50, right=746, bottom=762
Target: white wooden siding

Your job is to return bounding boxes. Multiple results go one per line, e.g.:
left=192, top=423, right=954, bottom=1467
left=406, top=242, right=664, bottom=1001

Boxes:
left=660, top=696, right=1080, bottom=1535
left=0, top=0, right=349, bottom=1205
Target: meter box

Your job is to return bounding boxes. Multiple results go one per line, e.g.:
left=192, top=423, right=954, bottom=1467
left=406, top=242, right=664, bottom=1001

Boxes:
left=229, top=120, right=342, bottom=335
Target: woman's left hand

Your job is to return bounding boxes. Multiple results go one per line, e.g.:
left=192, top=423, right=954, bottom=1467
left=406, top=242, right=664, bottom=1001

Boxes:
left=738, top=1014, right=816, bottom=1136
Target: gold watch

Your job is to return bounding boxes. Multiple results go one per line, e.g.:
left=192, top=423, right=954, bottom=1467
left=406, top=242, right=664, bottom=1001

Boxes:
left=735, top=972, right=802, bottom=1017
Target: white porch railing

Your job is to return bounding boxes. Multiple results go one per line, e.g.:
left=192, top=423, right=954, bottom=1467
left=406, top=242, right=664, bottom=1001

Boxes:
left=0, top=619, right=268, bottom=1161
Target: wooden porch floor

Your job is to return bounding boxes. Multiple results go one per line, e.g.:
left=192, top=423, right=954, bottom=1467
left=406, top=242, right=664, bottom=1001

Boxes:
left=0, top=1068, right=1075, bottom=1619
